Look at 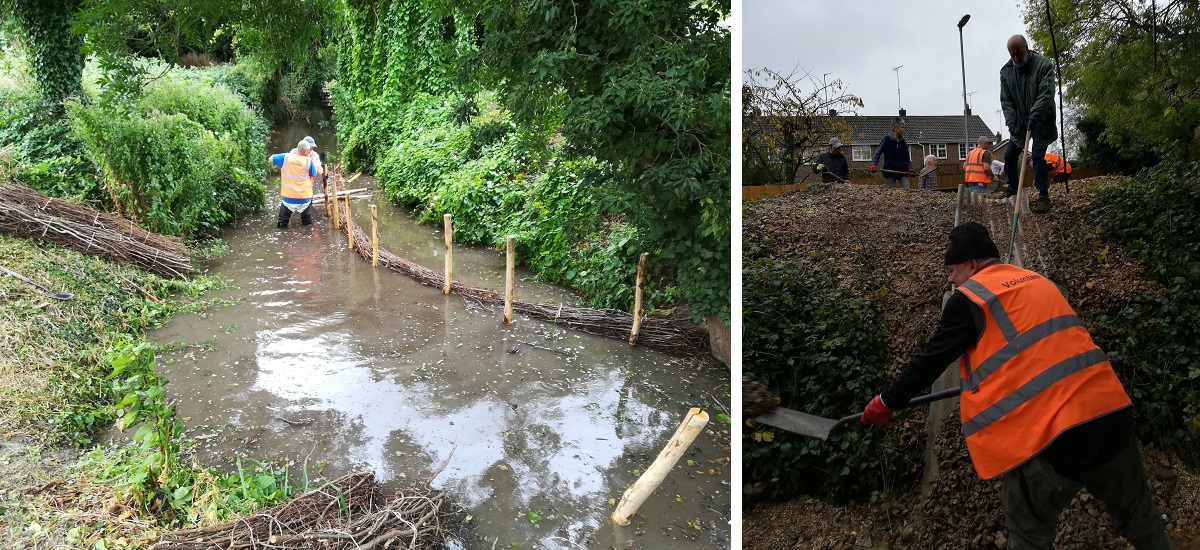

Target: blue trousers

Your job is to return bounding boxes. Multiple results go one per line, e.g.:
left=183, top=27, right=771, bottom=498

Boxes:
left=1005, top=140, right=1050, bottom=198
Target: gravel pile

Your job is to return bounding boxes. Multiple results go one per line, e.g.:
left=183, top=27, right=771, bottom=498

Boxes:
left=741, top=180, right=1200, bottom=548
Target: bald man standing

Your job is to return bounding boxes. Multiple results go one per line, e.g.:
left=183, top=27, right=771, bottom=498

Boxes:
left=1000, top=34, right=1057, bottom=214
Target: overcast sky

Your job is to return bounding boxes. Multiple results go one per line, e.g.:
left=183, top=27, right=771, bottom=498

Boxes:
left=743, top=0, right=1033, bottom=141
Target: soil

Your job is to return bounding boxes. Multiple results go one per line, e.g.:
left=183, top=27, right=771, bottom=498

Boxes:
left=741, top=181, right=1200, bottom=549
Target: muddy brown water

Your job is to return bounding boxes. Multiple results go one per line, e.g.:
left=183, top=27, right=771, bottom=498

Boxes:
left=148, top=120, right=732, bottom=549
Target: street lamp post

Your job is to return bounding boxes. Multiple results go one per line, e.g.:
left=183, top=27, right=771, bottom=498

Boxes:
left=958, top=14, right=971, bottom=164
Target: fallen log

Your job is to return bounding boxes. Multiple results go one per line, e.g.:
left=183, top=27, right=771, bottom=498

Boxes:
left=0, top=179, right=193, bottom=278
left=312, top=193, right=371, bottom=206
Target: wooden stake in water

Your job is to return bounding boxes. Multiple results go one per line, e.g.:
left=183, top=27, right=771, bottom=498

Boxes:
left=331, top=176, right=340, bottom=230
left=629, top=252, right=648, bottom=345
left=322, top=174, right=331, bottom=218
left=371, top=205, right=379, bottom=267
left=612, top=408, right=709, bottom=525
left=504, top=235, right=515, bottom=323
left=443, top=214, right=453, bottom=294
left=344, top=191, right=354, bottom=249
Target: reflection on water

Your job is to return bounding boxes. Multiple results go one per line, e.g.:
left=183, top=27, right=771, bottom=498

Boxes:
left=151, top=118, right=731, bottom=549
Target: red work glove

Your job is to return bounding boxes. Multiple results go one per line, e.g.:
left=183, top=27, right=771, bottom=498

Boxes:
left=861, top=395, right=895, bottom=425
left=908, top=167, right=916, bottom=175
left=869, top=165, right=877, bottom=172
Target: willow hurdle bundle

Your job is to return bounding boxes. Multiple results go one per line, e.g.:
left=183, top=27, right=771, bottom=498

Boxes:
left=324, top=168, right=706, bottom=355
left=150, top=471, right=451, bottom=549
left=0, top=179, right=192, bottom=277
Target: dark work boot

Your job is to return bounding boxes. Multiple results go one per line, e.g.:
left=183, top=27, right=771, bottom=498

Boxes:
left=1032, top=194, right=1052, bottom=214
left=277, top=204, right=291, bottom=228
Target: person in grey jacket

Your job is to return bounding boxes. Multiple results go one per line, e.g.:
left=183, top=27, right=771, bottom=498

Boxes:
left=1001, top=34, right=1057, bottom=214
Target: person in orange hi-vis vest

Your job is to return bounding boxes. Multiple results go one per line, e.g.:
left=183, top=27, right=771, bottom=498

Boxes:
left=269, top=139, right=319, bottom=228
left=1040, top=151, right=1072, bottom=183
left=861, top=222, right=1167, bottom=550
left=962, top=135, right=994, bottom=193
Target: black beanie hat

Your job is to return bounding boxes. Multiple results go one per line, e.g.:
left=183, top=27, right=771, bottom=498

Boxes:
left=945, top=221, right=1000, bottom=265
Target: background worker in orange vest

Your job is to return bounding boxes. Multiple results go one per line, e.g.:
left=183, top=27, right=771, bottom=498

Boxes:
left=269, top=140, right=319, bottom=228
left=962, top=135, right=994, bottom=193
left=1038, top=151, right=1072, bottom=184
left=861, top=222, right=1168, bottom=550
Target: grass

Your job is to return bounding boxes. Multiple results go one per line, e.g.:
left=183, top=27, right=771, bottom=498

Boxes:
left=0, top=232, right=312, bottom=547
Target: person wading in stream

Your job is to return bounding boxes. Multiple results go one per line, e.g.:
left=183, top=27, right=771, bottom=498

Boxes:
left=861, top=222, right=1168, bottom=550
left=270, top=140, right=319, bottom=228
left=292, top=136, right=326, bottom=191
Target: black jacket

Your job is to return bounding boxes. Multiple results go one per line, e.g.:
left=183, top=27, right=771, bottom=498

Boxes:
left=814, top=151, right=850, bottom=182
left=881, top=287, right=1131, bottom=476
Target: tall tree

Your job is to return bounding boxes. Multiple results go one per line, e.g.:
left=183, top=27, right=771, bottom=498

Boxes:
left=7, top=0, right=86, bottom=105
left=742, top=67, right=861, bottom=185
left=1025, top=0, right=1200, bottom=171
left=461, top=0, right=733, bottom=322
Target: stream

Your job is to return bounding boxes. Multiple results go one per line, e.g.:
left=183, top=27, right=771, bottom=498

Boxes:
left=148, top=115, right=733, bottom=549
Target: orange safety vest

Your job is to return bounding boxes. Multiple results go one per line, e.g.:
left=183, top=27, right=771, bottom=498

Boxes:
left=964, top=147, right=991, bottom=184
left=280, top=153, right=314, bottom=201
left=1044, top=153, right=1071, bottom=179
left=956, top=264, right=1131, bottom=480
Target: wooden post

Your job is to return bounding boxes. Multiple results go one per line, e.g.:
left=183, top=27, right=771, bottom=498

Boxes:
left=629, top=252, right=648, bottom=345
left=322, top=175, right=330, bottom=217
left=611, top=408, right=709, bottom=525
left=443, top=214, right=453, bottom=294
left=331, top=176, right=340, bottom=230
left=371, top=205, right=379, bottom=267
left=344, top=191, right=354, bottom=249
left=504, top=235, right=515, bottom=323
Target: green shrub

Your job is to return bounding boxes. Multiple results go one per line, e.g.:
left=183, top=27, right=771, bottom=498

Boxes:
left=68, top=75, right=266, bottom=238
left=742, top=258, right=923, bottom=501
left=376, top=94, right=673, bottom=312
left=1090, top=162, right=1200, bottom=457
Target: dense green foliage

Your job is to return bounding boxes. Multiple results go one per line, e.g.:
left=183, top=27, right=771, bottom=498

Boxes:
left=467, top=0, right=731, bottom=322
left=1026, top=0, right=1200, bottom=172
left=69, top=75, right=267, bottom=238
left=377, top=94, right=672, bottom=310
left=1087, top=163, right=1200, bottom=456
left=332, top=0, right=731, bottom=321
left=9, top=0, right=84, bottom=104
left=742, top=258, right=923, bottom=500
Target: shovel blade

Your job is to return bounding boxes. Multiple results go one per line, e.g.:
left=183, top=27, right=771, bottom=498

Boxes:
left=754, top=407, right=843, bottom=440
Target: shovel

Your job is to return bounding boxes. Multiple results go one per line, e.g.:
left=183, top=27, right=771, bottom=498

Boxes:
left=754, top=388, right=961, bottom=440
left=0, top=265, right=74, bottom=300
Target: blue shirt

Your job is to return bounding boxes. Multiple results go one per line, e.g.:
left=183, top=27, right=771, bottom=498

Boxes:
left=871, top=134, right=912, bottom=172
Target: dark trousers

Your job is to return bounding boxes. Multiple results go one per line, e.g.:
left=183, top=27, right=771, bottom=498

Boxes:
left=1000, top=437, right=1168, bottom=550
left=1005, top=140, right=1050, bottom=198
left=277, top=203, right=313, bottom=228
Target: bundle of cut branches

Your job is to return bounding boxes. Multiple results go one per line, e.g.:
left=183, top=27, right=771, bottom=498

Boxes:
left=150, top=471, right=451, bottom=549
left=0, top=179, right=192, bottom=277
left=326, top=167, right=707, bottom=355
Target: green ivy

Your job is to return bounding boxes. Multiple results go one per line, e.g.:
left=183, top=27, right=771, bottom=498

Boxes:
left=11, top=0, right=85, bottom=104
left=1089, top=163, right=1200, bottom=458
left=742, top=258, right=923, bottom=501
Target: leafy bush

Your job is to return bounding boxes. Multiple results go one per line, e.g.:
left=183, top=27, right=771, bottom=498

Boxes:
left=68, top=75, right=266, bottom=238
left=1089, top=163, right=1200, bottom=456
left=742, top=258, right=923, bottom=501
left=376, top=94, right=673, bottom=312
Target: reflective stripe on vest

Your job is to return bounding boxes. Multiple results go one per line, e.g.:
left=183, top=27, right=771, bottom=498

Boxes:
left=964, top=147, right=990, bottom=183
left=955, top=264, right=1131, bottom=479
left=280, top=153, right=314, bottom=201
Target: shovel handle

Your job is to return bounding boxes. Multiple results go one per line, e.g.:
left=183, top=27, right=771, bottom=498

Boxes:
left=835, top=388, right=963, bottom=426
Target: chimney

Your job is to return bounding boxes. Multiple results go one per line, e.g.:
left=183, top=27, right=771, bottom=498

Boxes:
left=965, top=107, right=972, bottom=115
left=996, top=132, right=1002, bottom=143
left=898, top=108, right=906, bottom=117
left=828, top=109, right=837, bottom=116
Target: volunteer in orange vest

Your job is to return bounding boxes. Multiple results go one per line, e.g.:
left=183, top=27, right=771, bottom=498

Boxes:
left=962, top=135, right=994, bottom=193
left=862, top=222, right=1167, bottom=550
left=269, top=139, right=319, bottom=228
left=1042, top=152, right=1072, bottom=183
